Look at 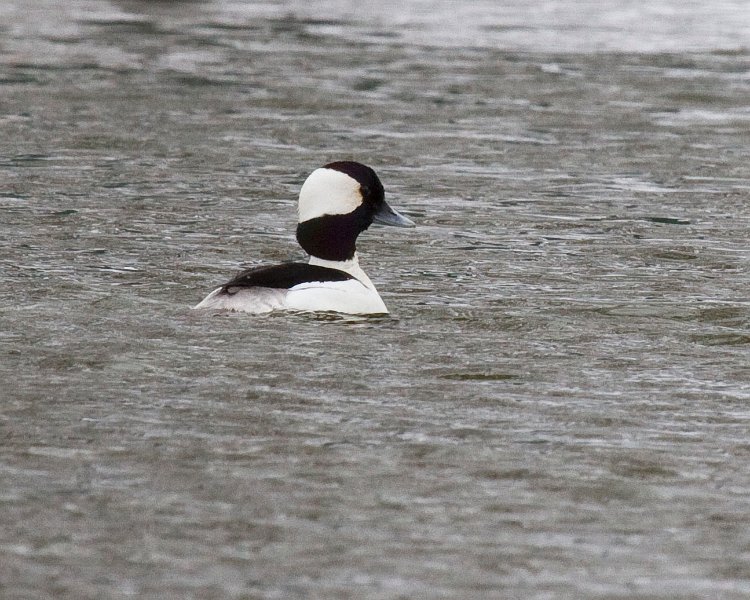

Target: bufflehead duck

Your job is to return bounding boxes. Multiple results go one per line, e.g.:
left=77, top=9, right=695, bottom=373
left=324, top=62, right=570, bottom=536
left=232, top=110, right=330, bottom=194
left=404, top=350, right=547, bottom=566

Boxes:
left=193, top=161, right=414, bottom=314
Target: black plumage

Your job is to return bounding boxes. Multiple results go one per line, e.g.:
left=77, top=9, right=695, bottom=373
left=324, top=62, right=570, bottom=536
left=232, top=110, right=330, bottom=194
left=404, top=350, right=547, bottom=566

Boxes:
left=220, top=263, right=353, bottom=294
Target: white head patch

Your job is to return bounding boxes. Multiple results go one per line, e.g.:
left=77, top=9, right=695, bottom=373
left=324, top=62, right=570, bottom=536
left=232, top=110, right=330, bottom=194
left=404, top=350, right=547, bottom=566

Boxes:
left=297, top=167, right=363, bottom=224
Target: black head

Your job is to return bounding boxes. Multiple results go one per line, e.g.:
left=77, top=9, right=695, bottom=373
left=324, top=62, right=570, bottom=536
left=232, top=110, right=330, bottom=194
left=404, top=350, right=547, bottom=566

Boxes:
left=295, top=161, right=413, bottom=261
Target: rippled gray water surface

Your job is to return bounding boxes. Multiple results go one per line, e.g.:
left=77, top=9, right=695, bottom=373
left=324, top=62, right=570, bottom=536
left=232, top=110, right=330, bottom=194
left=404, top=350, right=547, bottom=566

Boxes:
left=2, top=1, right=750, bottom=598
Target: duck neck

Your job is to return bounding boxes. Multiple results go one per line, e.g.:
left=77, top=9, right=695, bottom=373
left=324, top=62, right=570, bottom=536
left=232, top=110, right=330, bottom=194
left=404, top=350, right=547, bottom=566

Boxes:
left=308, top=253, right=375, bottom=289
left=295, top=208, right=372, bottom=262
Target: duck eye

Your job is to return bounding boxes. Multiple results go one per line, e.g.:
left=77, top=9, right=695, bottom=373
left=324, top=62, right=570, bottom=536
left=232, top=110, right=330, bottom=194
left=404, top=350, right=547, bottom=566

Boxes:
left=360, top=185, right=371, bottom=198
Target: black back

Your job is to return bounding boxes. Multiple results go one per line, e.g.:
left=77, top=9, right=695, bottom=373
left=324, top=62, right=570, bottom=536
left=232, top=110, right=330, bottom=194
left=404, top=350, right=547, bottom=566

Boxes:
left=220, top=263, right=354, bottom=294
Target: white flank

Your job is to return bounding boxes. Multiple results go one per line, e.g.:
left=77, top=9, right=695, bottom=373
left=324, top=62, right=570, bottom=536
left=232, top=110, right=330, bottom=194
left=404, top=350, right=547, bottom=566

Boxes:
left=193, top=287, right=287, bottom=313
left=286, top=279, right=388, bottom=314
